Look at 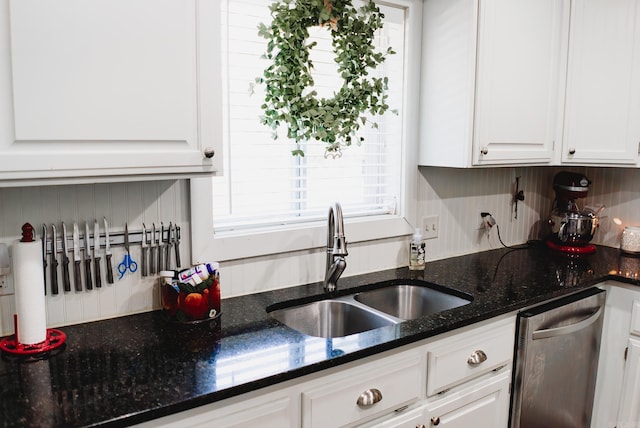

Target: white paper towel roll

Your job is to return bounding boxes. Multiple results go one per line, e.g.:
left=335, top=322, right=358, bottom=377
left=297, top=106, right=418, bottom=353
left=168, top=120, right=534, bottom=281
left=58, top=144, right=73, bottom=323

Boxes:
left=13, top=239, right=47, bottom=345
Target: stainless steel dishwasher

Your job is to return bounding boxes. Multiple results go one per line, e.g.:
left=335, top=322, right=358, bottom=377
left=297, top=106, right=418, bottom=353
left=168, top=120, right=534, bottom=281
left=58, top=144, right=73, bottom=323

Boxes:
left=510, top=287, right=606, bottom=428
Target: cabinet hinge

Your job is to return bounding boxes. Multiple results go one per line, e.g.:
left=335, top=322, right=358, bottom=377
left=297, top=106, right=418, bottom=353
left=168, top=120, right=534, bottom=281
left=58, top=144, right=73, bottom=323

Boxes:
left=625, top=346, right=629, bottom=361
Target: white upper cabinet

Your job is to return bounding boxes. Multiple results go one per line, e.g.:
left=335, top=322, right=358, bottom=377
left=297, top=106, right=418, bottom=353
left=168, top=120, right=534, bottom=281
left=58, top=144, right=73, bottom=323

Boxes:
left=0, top=0, right=222, bottom=185
left=561, top=0, right=640, bottom=165
left=419, top=0, right=568, bottom=167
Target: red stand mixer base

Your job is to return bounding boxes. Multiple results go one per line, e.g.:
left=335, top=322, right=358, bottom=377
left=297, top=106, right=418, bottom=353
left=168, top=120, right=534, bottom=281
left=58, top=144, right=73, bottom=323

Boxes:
left=545, top=240, right=596, bottom=255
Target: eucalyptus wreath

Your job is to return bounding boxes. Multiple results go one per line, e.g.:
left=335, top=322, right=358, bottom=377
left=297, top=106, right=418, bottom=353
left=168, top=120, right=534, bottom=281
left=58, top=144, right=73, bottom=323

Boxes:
left=253, top=0, right=396, bottom=157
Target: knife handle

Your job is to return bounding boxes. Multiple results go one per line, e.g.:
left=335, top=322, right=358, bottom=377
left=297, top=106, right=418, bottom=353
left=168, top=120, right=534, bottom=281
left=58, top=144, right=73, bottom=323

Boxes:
left=74, top=261, right=83, bottom=291
left=149, top=247, right=157, bottom=275
left=106, top=254, right=114, bottom=284
left=141, top=248, right=148, bottom=277
left=62, top=258, right=71, bottom=292
left=165, top=244, right=172, bottom=270
left=84, top=259, right=93, bottom=290
left=158, top=245, right=165, bottom=272
left=50, top=257, right=59, bottom=295
left=94, top=257, right=102, bottom=288
left=174, top=243, right=181, bottom=269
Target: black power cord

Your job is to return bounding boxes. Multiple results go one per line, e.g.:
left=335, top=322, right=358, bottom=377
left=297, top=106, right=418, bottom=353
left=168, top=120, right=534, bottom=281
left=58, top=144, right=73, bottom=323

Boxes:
left=481, top=212, right=529, bottom=250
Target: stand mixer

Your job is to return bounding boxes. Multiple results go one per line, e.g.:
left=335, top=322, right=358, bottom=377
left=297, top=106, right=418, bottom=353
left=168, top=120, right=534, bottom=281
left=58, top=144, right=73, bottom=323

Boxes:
left=546, top=171, right=600, bottom=254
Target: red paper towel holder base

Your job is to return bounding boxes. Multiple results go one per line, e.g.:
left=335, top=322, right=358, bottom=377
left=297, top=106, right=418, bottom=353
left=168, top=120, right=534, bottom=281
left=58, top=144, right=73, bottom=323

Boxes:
left=0, top=314, right=66, bottom=358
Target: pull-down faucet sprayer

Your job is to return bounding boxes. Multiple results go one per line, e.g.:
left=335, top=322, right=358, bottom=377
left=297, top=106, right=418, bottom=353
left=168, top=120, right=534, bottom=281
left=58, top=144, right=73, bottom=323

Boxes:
left=324, top=202, right=348, bottom=293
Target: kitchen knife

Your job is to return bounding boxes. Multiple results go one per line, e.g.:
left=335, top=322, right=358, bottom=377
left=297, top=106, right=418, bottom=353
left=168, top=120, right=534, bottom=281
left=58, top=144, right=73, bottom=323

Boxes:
left=73, top=223, right=83, bottom=291
left=149, top=223, right=157, bottom=275
left=84, top=222, right=93, bottom=290
left=93, top=220, right=102, bottom=288
left=61, top=222, right=71, bottom=292
left=50, top=224, right=59, bottom=295
left=158, top=222, right=165, bottom=272
left=42, top=224, right=47, bottom=295
left=173, top=223, right=181, bottom=268
left=165, top=222, right=173, bottom=270
left=104, top=217, right=114, bottom=284
left=141, top=223, right=148, bottom=277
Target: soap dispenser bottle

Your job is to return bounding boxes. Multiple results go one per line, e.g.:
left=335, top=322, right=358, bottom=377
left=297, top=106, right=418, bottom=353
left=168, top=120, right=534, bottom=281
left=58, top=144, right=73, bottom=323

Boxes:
left=409, top=228, right=426, bottom=270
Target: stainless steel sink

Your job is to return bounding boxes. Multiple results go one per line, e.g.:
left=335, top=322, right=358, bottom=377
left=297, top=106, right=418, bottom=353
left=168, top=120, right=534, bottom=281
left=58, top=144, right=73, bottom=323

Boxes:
left=353, top=284, right=472, bottom=320
left=269, top=299, right=397, bottom=338
left=268, top=281, right=473, bottom=338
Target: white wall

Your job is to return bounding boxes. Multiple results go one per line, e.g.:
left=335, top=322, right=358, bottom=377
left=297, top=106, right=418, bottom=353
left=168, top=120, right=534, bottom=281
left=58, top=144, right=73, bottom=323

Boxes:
left=0, top=166, right=638, bottom=336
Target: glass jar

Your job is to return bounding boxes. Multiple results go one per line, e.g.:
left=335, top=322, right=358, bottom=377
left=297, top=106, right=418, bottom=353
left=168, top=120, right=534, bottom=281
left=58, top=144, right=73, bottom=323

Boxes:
left=621, top=226, right=640, bottom=254
left=160, top=269, right=221, bottom=323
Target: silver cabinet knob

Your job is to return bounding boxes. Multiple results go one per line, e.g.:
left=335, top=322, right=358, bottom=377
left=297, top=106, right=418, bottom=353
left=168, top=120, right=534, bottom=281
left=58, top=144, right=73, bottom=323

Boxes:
left=480, top=147, right=488, bottom=155
left=204, top=147, right=215, bottom=158
left=467, top=349, right=487, bottom=366
left=431, top=416, right=440, bottom=425
left=568, top=147, right=576, bottom=155
left=356, top=388, right=382, bottom=408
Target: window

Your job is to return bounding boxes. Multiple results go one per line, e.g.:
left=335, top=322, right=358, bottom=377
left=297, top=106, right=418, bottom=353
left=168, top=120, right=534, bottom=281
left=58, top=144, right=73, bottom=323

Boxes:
left=190, top=0, right=421, bottom=262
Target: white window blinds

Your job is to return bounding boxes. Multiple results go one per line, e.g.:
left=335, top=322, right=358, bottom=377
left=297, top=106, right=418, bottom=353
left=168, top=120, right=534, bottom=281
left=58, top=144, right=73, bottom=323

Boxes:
left=214, top=0, right=406, bottom=233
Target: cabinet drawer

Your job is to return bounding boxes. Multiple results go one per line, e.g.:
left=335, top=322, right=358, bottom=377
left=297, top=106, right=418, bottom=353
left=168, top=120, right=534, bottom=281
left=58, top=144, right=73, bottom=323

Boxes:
left=302, top=354, right=421, bottom=428
left=630, top=300, right=640, bottom=336
left=426, top=318, right=515, bottom=396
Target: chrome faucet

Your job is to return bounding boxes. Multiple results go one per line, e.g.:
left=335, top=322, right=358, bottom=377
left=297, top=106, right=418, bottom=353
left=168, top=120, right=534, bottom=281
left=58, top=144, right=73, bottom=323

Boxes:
left=324, top=202, right=348, bottom=292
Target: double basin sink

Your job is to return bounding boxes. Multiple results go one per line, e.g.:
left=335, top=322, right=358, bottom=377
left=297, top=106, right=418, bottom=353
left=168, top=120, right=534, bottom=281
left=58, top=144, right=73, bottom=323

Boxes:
left=268, top=280, right=473, bottom=338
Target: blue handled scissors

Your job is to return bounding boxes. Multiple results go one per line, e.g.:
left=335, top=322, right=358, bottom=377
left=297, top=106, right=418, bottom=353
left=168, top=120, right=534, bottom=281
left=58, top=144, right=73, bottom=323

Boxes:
left=118, top=223, right=138, bottom=279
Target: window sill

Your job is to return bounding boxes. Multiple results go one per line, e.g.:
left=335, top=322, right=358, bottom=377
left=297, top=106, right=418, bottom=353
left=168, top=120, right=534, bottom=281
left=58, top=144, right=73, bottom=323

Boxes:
left=193, top=208, right=413, bottom=262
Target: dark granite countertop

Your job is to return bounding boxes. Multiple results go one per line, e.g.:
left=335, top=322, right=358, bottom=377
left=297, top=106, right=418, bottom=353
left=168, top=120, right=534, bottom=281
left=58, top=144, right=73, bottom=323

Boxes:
left=1, top=243, right=639, bottom=427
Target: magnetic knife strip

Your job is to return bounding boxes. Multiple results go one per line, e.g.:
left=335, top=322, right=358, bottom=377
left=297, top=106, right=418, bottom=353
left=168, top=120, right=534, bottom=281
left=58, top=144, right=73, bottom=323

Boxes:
left=40, top=222, right=181, bottom=295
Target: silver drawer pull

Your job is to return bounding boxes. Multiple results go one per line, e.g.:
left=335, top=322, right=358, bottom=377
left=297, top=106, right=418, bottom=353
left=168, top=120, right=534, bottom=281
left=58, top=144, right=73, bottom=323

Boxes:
left=467, top=350, right=487, bottom=366
left=356, top=388, right=383, bottom=408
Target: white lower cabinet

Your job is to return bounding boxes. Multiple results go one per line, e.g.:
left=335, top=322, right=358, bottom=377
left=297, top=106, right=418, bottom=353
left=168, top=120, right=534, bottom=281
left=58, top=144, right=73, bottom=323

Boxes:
left=138, top=314, right=516, bottom=428
left=302, top=353, right=422, bottom=427
left=423, top=371, right=511, bottom=428
left=618, top=337, right=640, bottom=425
left=134, top=390, right=298, bottom=428
left=592, top=282, right=640, bottom=428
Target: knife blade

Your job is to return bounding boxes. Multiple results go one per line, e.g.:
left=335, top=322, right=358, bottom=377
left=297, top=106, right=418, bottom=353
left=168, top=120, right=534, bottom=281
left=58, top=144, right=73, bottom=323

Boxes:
left=104, top=217, right=114, bottom=284
left=61, top=222, right=71, bottom=292
left=141, top=223, right=148, bottom=277
left=165, top=222, right=173, bottom=270
left=42, top=224, right=47, bottom=295
left=149, top=223, right=157, bottom=275
left=93, top=220, right=102, bottom=288
left=173, top=223, right=181, bottom=269
left=50, top=224, right=59, bottom=295
left=84, top=222, right=93, bottom=290
left=73, top=223, right=82, bottom=291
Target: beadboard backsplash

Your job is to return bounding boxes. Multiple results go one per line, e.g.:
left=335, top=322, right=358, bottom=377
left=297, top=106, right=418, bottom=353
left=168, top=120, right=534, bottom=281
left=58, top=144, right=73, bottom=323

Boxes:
left=0, top=180, right=190, bottom=336
left=0, top=166, right=638, bottom=336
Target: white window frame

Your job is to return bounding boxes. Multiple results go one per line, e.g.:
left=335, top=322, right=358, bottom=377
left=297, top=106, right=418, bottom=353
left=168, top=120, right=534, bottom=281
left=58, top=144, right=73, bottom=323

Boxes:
left=190, top=0, right=422, bottom=263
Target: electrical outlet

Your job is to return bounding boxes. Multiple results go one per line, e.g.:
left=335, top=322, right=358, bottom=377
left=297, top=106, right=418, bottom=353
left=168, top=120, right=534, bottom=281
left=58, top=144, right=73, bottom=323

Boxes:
left=422, top=215, right=439, bottom=239
left=0, top=275, right=14, bottom=296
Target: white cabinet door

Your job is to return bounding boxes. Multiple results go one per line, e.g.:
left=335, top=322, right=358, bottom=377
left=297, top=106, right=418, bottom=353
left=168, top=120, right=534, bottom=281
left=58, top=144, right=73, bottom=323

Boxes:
left=135, top=395, right=296, bottom=428
left=0, top=0, right=221, bottom=184
left=419, top=0, right=567, bottom=167
left=473, top=0, right=567, bottom=165
left=617, top=337, right=640, bottom=425
left=562, top=0, right=640, bottom=165
left=423, top=371, right=511, bottom=428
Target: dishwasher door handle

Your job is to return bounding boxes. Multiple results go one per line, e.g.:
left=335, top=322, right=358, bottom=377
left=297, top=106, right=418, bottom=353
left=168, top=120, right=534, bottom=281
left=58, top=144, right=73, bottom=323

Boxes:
left=532, top=307, right=603, bottom=340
